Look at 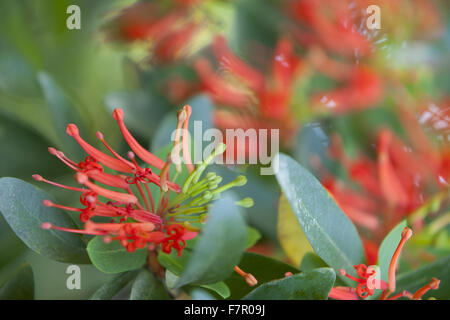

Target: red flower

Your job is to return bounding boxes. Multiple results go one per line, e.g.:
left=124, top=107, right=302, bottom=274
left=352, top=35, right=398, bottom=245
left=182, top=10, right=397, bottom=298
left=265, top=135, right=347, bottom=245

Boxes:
left=339, top=264, right=388, bottom=298
left=331, top=227, right=440, bottom=300
left=161, top=224, right=195, bottom=257
left=36, top=105, right=250, bottom=257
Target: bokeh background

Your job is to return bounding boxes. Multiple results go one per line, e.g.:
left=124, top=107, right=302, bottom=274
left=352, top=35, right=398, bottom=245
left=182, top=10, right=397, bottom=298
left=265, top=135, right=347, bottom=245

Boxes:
left=0, top=0, right=448, bottom=299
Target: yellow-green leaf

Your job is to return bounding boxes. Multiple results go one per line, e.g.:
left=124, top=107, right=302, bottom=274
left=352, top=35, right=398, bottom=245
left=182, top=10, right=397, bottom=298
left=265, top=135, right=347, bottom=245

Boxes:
left=277, top=192, right=313, bottom=266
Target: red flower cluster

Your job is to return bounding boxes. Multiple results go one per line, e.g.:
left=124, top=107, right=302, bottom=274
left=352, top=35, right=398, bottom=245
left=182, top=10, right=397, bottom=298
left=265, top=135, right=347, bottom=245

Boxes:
left=322, top=103, right=449, bottom=248
left=195, top=36, right=301, bottom=150
left=287, top=0, right=384, bottom=113
left=36, top=106, right=200, bottom=256
left=35, top=105, right=257, bottom=285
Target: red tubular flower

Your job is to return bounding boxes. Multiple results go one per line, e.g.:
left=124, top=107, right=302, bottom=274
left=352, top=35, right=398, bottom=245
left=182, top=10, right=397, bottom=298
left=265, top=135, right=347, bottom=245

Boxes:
left=66, top=124, right=134, bottom=173
left=328, top=287, right=359, bottom=300
left=387, top=227, right=412, bottom=293
left=113, top=109, right=164, bottom=170
left=75, top=172, right=138, bottom=204
left=335, top=227, right=440, bottom=300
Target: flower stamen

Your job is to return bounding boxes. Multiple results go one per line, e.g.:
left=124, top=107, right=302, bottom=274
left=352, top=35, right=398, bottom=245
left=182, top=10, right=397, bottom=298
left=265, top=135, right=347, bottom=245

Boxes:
left=181, top=105, right=194, bottom=173
left=412, top=278, right=440, bottom=300
left=33, top=174, right=87, bottom=192
left=234, top=266, right=258, bottom=287
left=387, top=227, right=412, bottom=294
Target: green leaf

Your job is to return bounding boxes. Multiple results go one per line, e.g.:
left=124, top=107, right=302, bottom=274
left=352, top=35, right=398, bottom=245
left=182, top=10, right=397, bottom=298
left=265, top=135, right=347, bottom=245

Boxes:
left=243, top=268, right=336, bottom=300
left=225, top=252, right=300, bottom=300
left=190, top=288, right=216, bottom=300
left=158, top=250, right=230, bottom=298
left=0, top=177, right=89, bottom=263
left=158, top=250, right=191, bottom=276
left=199, top=282, right=231, bottom=299
left=165, top=269, right=179, bottom=290
left=176, top=195, right=248, bottom=287
left=90, top=270, right=140, bottom=300
left=395, top=255, right=450, bottom=300
left=0, top=263, right=34, bottom=300
left=206, top=164, right=280, bottom=241
left=185, top=225, right=260, bottom=250
left=274, top=154, right=365, bottom=285
left=378, top=220, right=408, bottom=282
left=300, top=252, right=347, bottom=287
left=87, top=236, right=147, bottom=274
left=278, top=192, right=313, bottom=266
left=130, top=269, right=170, bottom=300
left=300, top=252, right=328, bottom=272
left=246, top=226, right=261, bottom=249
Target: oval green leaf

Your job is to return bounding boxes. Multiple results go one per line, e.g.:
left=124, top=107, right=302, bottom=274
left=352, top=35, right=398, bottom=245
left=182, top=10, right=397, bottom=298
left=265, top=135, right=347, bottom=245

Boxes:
left=0, top=177, right=89, bottom=263
left=130, top=269, right=170, bottom=300
left=300, top=252, right=328, bottom=272
left=90, top=270, right=140, bottom=300
left=200, top=281, right=231, bottom=299
left=246, top=226, right=262, bottom=249
left=87, top=236, right=147, bottom=274
left=175, top=195, right=248, bottom=288
left=225, top=252, right=300, bottom=300
left=274, top=154, right=365, bottom=285
left=158, top=250, right=230, bottom=298
left=243, top=268, right=336, bottom=300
